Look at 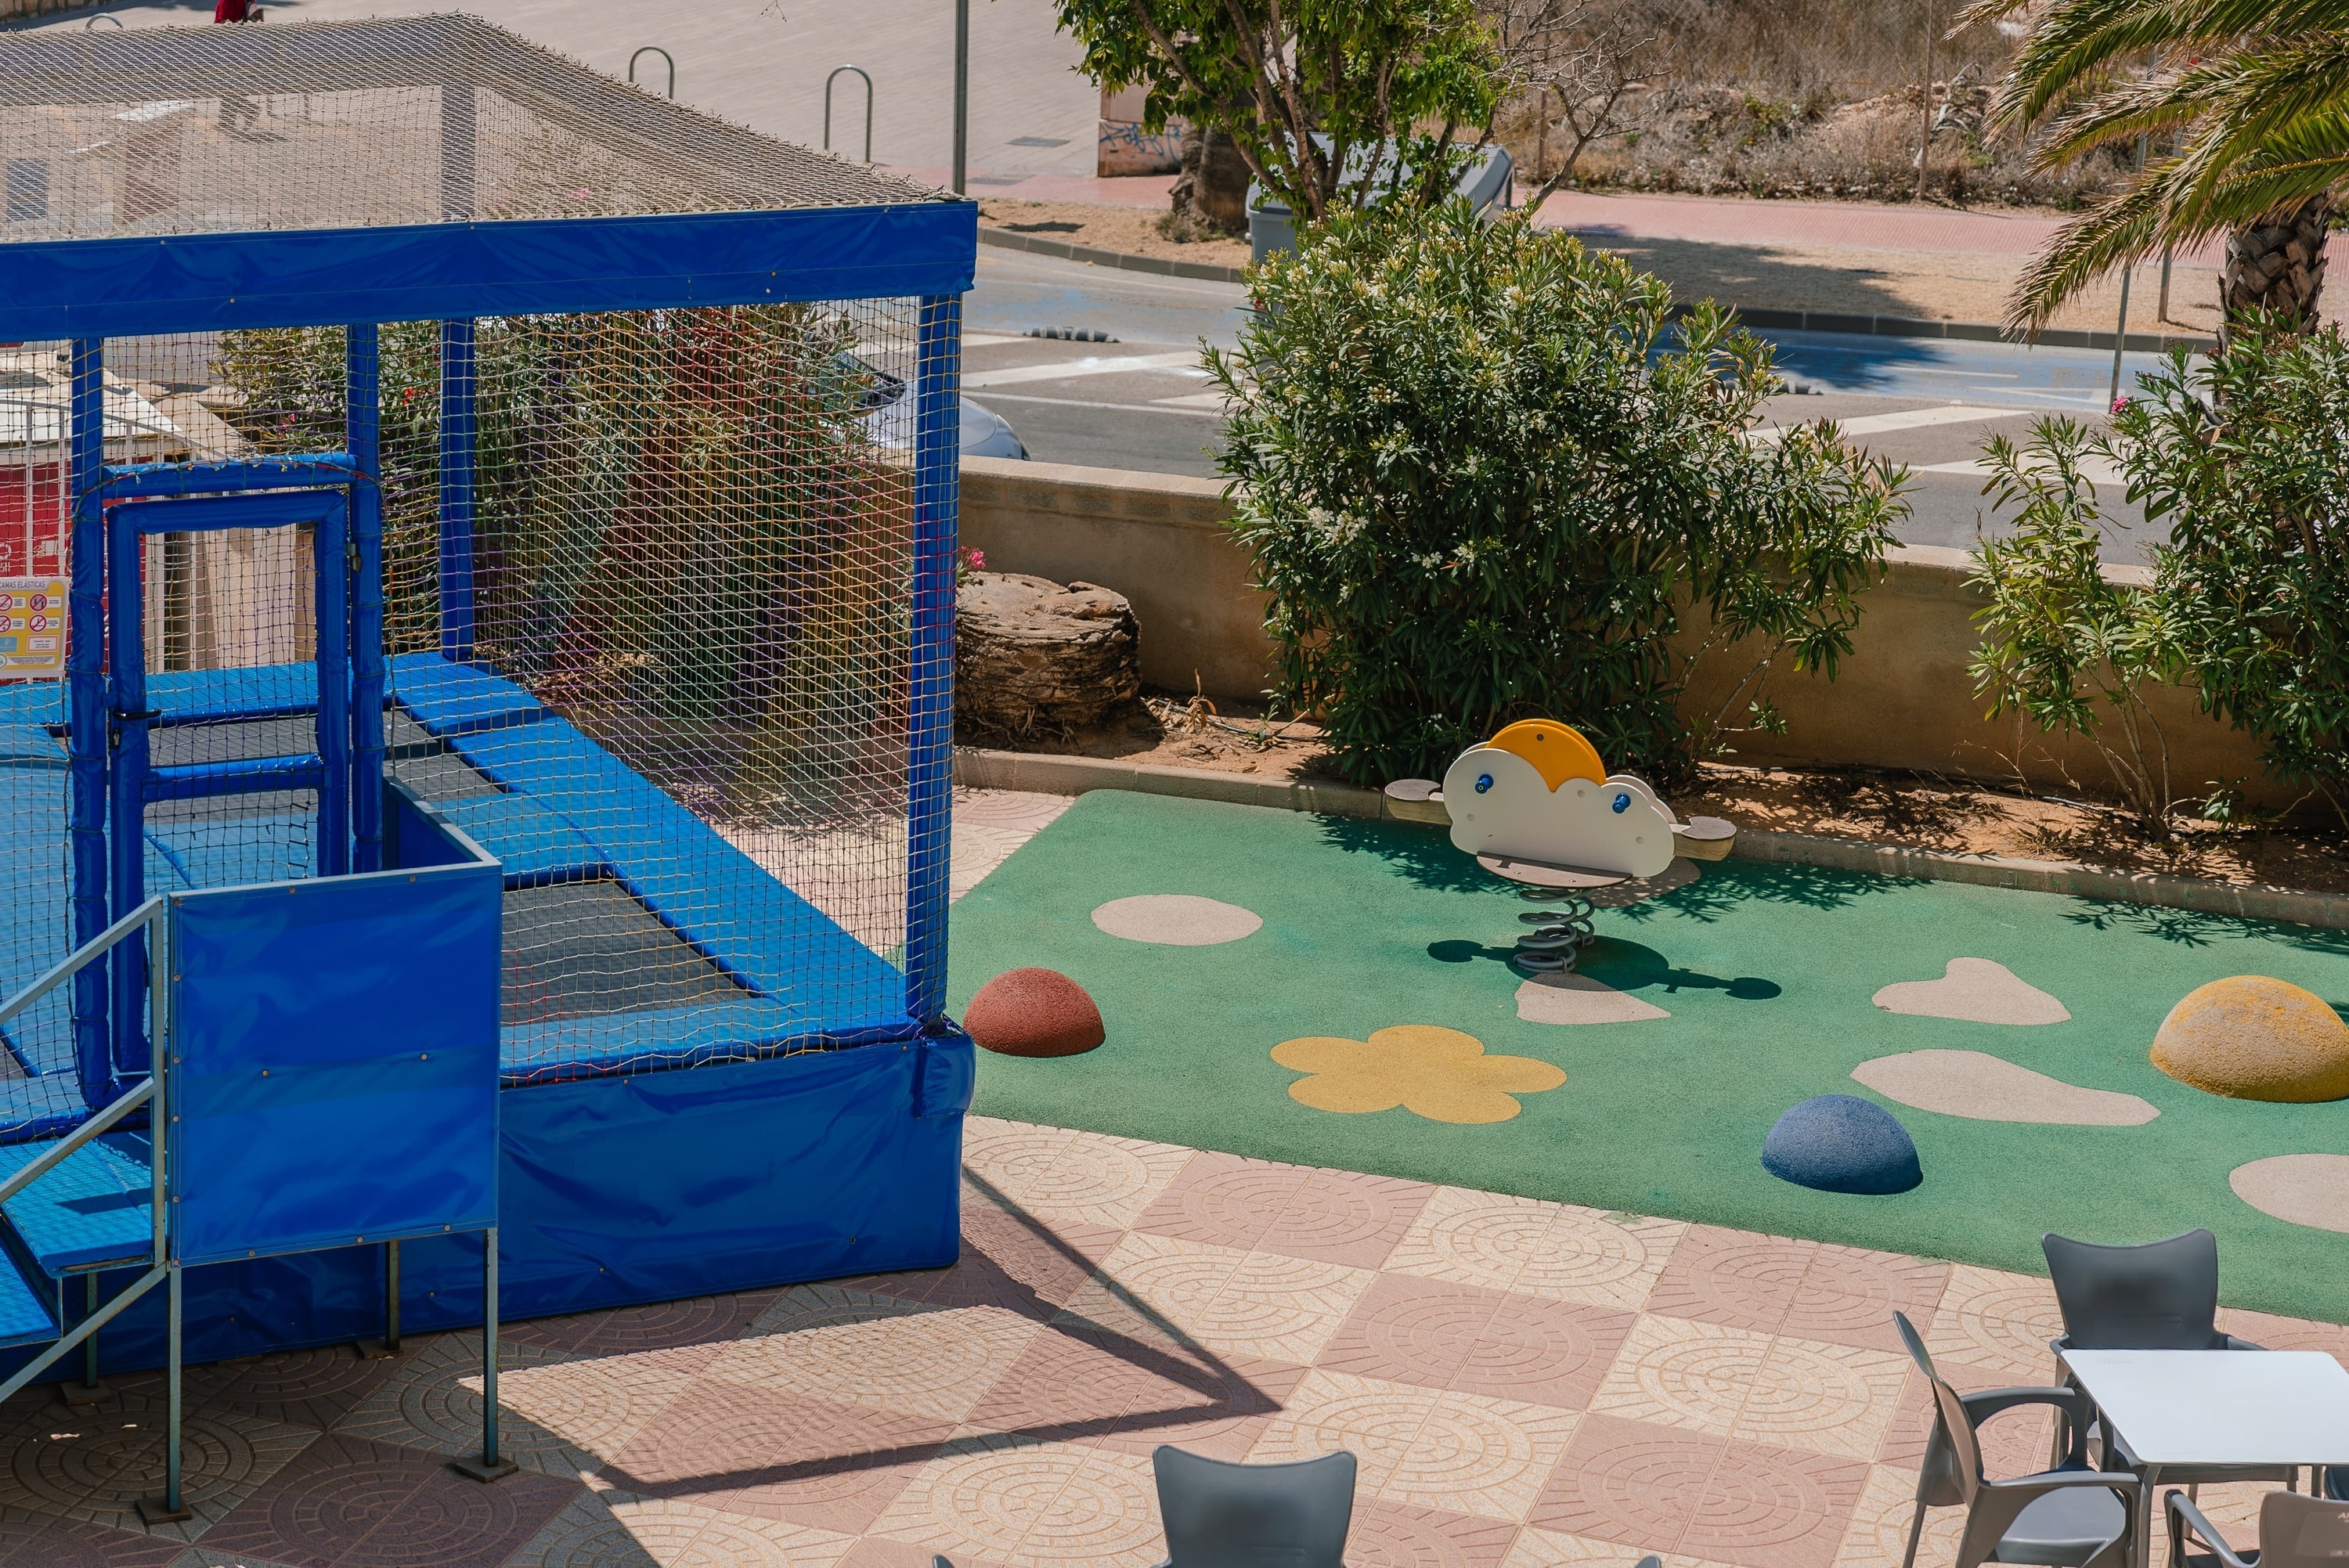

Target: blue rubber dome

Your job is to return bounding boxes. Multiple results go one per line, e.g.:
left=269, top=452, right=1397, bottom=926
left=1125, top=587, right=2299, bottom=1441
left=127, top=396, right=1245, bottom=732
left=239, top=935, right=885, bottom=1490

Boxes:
left=1762, top=1094, right=1922, bottom=1195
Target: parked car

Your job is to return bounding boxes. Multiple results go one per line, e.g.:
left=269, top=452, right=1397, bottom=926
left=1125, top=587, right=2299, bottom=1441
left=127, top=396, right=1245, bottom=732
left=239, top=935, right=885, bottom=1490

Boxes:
left=832, top=351, right=1028, bottom=460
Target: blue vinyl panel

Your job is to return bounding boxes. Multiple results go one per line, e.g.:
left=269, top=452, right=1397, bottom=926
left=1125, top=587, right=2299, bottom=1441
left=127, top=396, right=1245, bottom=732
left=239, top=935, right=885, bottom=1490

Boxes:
left=0, top=204, right=978, bottom=340
left=0, top=1256, right=55, bottom=1348
left=387, top=652, right=547, bottom=735
left=437, top=795, right=604, bottom=886
left=169, top=862, right=501, bottom=1267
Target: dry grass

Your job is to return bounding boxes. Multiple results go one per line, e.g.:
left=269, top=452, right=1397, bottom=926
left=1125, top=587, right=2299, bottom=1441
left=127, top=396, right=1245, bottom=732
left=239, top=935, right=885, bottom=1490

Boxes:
left=1502, top=0, right=2132, bottom=209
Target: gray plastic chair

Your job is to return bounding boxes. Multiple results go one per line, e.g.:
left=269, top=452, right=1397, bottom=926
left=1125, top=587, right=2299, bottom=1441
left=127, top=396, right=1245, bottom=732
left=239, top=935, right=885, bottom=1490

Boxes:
left=2042, top=1231, right=2291, bottom=1490
left=2169, top=1487, right=2349, bottom=1568
left=1893, top=1310, right=2142, bottom=1568
left=1152, top=1445, right=1357, bottom=1568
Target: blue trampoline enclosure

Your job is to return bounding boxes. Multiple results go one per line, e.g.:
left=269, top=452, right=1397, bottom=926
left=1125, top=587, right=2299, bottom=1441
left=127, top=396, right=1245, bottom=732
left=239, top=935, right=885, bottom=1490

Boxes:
left=0, top=12, right=975, bottom=1507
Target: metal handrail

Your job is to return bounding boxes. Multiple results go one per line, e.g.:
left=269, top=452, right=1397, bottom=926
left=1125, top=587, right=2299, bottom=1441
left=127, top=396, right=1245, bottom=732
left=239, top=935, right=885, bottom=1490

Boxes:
left=628, top=46, right=674, bottom=100
left=0, top=894, right=161, bottom=1031
left=824, top=65, right=874, bottom=163
left=82, top=13, right=124, bottom=27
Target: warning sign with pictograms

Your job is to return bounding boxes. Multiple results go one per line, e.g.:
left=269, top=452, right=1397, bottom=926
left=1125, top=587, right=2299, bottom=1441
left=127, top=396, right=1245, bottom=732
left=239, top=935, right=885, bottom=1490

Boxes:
left=0, top=577, right=66, bottom=678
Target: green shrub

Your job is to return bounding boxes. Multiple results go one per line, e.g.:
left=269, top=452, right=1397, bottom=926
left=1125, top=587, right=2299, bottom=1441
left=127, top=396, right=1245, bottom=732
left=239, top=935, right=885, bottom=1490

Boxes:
left=2113, top=331, right=2349, bottom=819
left=1966, top=417, right=2178, bottom=831
left=1210, top=201, right=1907, bottom=791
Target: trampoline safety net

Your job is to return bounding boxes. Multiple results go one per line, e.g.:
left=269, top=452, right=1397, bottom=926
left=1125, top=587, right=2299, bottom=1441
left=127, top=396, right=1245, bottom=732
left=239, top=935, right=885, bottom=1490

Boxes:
left=0, top=16, right=960, bottom=1126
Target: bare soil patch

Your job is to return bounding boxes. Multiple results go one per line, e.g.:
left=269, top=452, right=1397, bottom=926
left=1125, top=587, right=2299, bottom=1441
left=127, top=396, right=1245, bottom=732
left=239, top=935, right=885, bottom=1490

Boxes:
left=980, top=200, right=1249, bottom=272
left=966, top=703, right=2349, bottom=898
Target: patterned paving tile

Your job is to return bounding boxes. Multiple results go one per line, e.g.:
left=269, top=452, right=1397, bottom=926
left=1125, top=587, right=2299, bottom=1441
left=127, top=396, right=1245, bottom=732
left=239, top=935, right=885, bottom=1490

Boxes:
left=500, top=1291, right=781, bottom=1361
left=1387, top=1188, right=1571, bottom=1296
left=1518, top=1209, right=1686, bottom=1314
left=1134, top=1150, right=1304, bottom=1253
left=1257, top=1171, right=1434, bottom=1271
left=2218, top=1308, right=2349, bottom=1361
left=332, top=1333, right=633, bottom=1482
left=1647, top=1230, right=1817, bottom=1337
left=1828, top=1464, right=1959, bottom=1568
left=1529, top=1413, right=1723, bottom=1547
left=964, top=1122, right=1192, bottom=1231
left=1921, top=1269, right=2062, bottom=1382
left=868, top=1204, right=1124, bottom=1322
left=1058, top=1232, right=1373, bottom=1363
left=1456, top=1296, right=1640, bottom=1411
left=952, top=788, right=1075, bottom=834
left=1501, top=1525, right=1741, bottom=1568
left=507, top=1488, right=863, bottom=1568
left=170, top=1545, right=308, bottom=1568
left=1347, top=1498, right=1523, bottom=1568
left=179, top=1345, right=406, bottom=1433
left=196, top=1430, right=576, bottom=1568
left=1095, top=1349, right=1306, bottom=1463
left=1589, top=1316, right=1773, bottom=1438
left=604, top=1381, right=951, bottom=1533
left=1733, top=1339, right=1910, bottom=1462
left=713, top=1292, right=1041, bottom=1423
left=0, top=1506, right=190, bottom=1567
left=0, top=1386, right=316, bottom=1546
left=1317, top=1275, right=1496, bottom=1390
left=1677, top=1438, right=1868, bottom=1568
left=1249, top=1368, right=1579, bottom=1519
left=867, top=1432, right=1162, bottom=1568
left=1785, top=1250, right=1948, bottom=1357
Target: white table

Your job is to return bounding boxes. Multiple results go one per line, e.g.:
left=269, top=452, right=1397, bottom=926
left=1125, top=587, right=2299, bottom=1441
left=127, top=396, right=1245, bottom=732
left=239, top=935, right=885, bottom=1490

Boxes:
left=2059, top=1350, right=2349, bottom=1568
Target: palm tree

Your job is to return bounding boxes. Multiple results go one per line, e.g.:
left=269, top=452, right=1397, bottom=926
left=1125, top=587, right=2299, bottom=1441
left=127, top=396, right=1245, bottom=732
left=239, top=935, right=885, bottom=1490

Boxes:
left=1958, top=0, right=2347, bottom=338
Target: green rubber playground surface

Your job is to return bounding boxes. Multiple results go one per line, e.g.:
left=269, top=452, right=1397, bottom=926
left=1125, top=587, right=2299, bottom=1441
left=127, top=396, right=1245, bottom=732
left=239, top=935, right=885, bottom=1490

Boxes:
left=947, top=790, right=2349, bottom=1321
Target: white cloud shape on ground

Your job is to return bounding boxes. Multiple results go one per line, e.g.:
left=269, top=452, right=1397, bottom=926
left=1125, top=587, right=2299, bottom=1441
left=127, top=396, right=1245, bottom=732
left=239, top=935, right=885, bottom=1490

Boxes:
left=1872, top=959, right=2070, bottom=1025
left=1442, top=746, right=1677, bottom=879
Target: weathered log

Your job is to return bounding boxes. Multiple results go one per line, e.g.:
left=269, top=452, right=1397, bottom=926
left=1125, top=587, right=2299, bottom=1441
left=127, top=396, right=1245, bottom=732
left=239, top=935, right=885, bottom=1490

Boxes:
left=956, top=571, right=1140, bottom=737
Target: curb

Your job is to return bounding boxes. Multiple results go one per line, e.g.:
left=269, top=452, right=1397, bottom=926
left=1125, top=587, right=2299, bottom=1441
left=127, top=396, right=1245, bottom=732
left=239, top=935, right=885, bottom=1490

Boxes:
left=975, top=226, right=2220, bottom=355
left=954, top=746, right=2349, bottom=932
left=978, top=226, right=1249, bottom=285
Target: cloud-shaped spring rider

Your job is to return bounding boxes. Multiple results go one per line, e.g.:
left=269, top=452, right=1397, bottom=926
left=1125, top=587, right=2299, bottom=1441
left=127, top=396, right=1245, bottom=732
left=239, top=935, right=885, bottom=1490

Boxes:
left=1386, top=721, right=1736, bottom=974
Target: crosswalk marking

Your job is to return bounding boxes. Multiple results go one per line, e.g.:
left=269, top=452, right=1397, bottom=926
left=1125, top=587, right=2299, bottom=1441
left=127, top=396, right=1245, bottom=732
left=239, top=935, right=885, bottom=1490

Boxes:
left=963, top=351, right=1202, bottom=388
left=1752, top=403, right=2028, bottom=442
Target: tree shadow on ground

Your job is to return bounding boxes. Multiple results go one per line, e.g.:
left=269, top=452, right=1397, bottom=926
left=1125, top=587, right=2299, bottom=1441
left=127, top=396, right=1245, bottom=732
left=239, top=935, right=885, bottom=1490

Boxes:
left=2059, top=899, right=2349, bottom=957
left=1427, top=932, right=1781, bottom=1000
left=1614, top=856, right=1920, bottom=924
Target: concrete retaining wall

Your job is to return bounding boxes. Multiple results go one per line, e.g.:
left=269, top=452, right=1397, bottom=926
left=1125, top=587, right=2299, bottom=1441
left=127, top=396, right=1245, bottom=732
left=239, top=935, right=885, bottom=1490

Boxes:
left=958, top=456, right=2282, bottom=806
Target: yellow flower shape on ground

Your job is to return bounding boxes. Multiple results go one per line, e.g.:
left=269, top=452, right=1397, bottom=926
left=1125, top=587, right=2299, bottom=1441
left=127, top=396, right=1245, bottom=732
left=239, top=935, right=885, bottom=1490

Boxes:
left=1272, top=1026, right=1567, bottom=1124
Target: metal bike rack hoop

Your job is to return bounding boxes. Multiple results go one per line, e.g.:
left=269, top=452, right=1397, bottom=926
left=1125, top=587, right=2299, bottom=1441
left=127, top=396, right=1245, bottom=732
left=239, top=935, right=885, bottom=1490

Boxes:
left=824, top=64, right=874, bottom=163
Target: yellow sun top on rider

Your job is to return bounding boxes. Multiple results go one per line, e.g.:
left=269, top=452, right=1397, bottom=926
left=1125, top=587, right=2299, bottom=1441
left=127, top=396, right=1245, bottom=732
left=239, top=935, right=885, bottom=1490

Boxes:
left=1484, top=719, right=1606, bottom=792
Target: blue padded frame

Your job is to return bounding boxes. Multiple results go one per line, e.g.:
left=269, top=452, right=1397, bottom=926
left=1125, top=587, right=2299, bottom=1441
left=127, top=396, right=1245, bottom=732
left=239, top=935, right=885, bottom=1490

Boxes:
left=0, top=205, right=976, bottom=341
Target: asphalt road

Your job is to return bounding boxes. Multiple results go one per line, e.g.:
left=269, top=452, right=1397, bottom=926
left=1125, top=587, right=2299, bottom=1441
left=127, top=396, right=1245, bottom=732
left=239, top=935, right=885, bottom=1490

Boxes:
left=968, top=250, right=2166, bottom=564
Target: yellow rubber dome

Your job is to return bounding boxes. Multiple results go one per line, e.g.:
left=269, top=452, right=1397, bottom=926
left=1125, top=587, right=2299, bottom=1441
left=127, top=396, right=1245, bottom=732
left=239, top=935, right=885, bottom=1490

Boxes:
left=2151, top=976, right=2349, bottom=1103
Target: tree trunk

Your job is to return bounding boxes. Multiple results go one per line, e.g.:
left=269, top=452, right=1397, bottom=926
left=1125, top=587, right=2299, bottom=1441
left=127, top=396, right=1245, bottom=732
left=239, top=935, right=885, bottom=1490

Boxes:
left=2221, top=198, right=2332, bottom=337
left=1168, top=124, right=1252, bottom=234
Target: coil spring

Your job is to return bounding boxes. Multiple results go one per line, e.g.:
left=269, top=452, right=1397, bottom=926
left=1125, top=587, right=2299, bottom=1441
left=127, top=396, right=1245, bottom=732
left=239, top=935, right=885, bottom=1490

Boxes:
left=1510, top=887, right=1596, bottom=974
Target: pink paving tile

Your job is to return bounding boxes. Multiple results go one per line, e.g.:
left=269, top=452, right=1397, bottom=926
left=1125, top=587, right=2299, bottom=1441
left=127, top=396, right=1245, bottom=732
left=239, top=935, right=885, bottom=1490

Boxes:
left=1096, top=1348, right=1308, bottom=1462
left=197, top=1429, right=577, bottom=1568
left=881, top=1206, right=1126, bottom=1321
left=1135, top=1151, right=1304, bottom=1253
left=1452, top=1294, right=1639, bottom=1410
left=180, top=1343, right=407, bottom=1432
left=838, top=1534, right=1013, bottom=1568
left=605, top=1381, right=951, bottom=1533
left=0, top=1515, right=189, bottom=1568
left=1529, top=1412, right=1724, bottom=1548
left=965, top=1323, right=1172, bottom=1440
left=1875, top=1366, right=2055, bottom=1480
left=1678, top=1437, right=1867, bottom=1568
left=1347, top=1498, right=1523, bottom=1568
left=1783, top=1248, right=1949, bottom=1355
left=1317, top=1276, right=1499, bottom=1390
left=2218, top=1309, right=2349, bottom=1361
left=1257, top=1170, right=1434, bottom=1270
left=1647, top=1228, right=1817, bottom=1337
left=500, top=1290, right=780, bottom=1359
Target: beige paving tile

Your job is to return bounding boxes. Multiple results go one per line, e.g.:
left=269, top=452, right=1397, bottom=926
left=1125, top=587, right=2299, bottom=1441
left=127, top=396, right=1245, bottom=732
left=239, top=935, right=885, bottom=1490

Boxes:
left=640, top=1502, right=861, bottom=1568
left=0, top=1392, right=316, bottom=1546
left=1918, top=1265, right=2066, bottom=1382
left=1734, top=1339, right=1911, bottom=1462
left=1387, top=1186, right=1565, bottom=1294
left=1588, top=1315, right=1771, bottom=1438
left=1829, top=1465, right=1959, bottom=1568
left=1205, top=1249, right=1378, bottom=1364
left=1247, top=1369, right=1438, bottom=1494
left=868, top=1430, right=1162, bottom=1566
left=968, top=1123, right=1194, bottom=1231
left=1383, top=1386, right=1582, bottom=1522
left=711, top=1300, right=1042, bottom=1423
left=1517, top=1208, right=1687, bottom=1313
left=1056, top=1231, right=1240, bottom=1350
